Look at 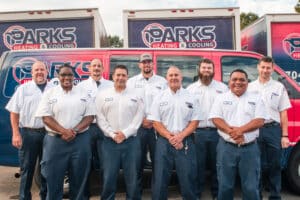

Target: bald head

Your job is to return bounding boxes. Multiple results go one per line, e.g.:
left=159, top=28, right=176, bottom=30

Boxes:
left=166, top=66, right=182, bottom=92
left=89, top=58, right=104, bottom=81
left=31, top=61, right=48, bottom=84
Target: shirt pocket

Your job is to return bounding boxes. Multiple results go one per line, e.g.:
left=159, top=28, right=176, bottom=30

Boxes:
left=244, top=101, right=256, bottom=118
left=269, top=92, right=280, bottom=110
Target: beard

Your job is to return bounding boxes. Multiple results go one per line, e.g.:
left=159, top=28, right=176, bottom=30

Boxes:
left=199, top=72, right=214, bottom=83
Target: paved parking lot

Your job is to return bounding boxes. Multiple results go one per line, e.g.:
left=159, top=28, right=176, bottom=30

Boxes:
left=0, top=166, right=299, bottom=199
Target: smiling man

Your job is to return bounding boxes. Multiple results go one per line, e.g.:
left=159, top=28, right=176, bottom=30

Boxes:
left=96, top=65, right=144, bottom=200
left=248, top=56, right=291, bottom=200
left=127, top=53, right=167, bottom=193
left=5, top=61, right=52, bottom=200
left=149, top=66, right=200, bottom=200
left=187, top=58, right=228, bottom=199
left=209, top=69, right=267, bottom=200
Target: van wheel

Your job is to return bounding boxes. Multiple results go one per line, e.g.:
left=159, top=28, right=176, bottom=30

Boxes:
left=286, top=144, right=300, bottom=194
left=33, top=161, right=41, bottom=188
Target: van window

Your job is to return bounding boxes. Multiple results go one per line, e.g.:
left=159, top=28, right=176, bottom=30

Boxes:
left=156, top=56, right=201, bottom=88
left=109, top=55, right=140, bottom=79
left=221, top=56, right=259, bottom=84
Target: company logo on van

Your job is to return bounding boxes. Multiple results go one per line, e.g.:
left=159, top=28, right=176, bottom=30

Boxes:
left=3, top=25, right=77, bottom=50
left=11, top=57, right=90, bottom=84
left=283, top=33, right=300, bottom=60
left=141, top=23, right=217, bottom=48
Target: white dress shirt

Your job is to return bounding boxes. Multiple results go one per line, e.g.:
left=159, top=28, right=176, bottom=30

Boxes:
left=187, top=79, right=228, bottom=128
left=35, top=85, right=95, bottom=133
left=95, top=87, right=144, bottom=139
left=127, top=73, right=167, bottom=117
left=248, top=78, right=291, bottom=123
left=6, top=81, right=53, bottom=128
left=148, top=87, right=201, bottom=133
left=77, top=77, right=113, bottom=102
left=209, top=90, right=267, bottom=143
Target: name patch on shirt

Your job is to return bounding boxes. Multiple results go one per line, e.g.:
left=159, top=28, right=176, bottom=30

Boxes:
left=223, top=101, right=232, bottom=105
left=185, top=102, right=193, bottom=109
left=105, top=97, right=113, bottom=102
left=131, top=98, right=138, bottom=103
left=160, top=101, right=168, bottom=106
left=248, top=101, right=256, bottom=106
left=271, top=92, right=279, bottom=99
left=80, top=98, right=87, bottom=102
left=135, top=84, right=143, bottom=88
left=49, top=99, right=57, bottom=104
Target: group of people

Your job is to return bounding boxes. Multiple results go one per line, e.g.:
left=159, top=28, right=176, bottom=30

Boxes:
left=6, top=53, right=291, bottom=200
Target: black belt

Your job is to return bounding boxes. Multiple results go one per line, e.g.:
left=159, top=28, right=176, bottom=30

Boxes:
left=196, top=127, right=217, bottom=131
left=224, top=139, right=257, bottom=148
left=22, top=127, right=46, bottom=133
left=263, top=121, right=280, bottom=128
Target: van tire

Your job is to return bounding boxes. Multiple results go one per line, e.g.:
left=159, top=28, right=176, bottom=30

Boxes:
left=33, top=161, right=41, bottom=188
left=286, top=144, right=300, bottom=194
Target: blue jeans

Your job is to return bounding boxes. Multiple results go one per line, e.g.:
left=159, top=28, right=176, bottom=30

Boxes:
left=217, top=138, right=260, bottom=200
left=101, top=136, right=141, bottom=200
left=152, top=136, right=197, bottom=200
left=258, top=124, right=282, bottom=200
left=194, top=128, right=219, bottom=198
left=41, top=131, right=91, bottom=200
left=137, top=126, right=156, bottom=191
left=19, top=128, right=46, bottom=200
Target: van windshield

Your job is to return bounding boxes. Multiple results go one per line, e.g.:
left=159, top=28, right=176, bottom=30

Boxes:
left=221, top=56, right=259, bottom=84
left=156, top=55, right=202, bottom=88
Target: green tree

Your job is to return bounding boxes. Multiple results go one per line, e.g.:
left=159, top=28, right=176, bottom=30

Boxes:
left=295, top=0, right=300, bottom=13
left=240, top=12, right=259, bottom=30
left=108, top=35, right=123, bottom=48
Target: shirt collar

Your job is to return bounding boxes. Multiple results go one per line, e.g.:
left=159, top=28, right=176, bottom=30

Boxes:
left=137, top=73, right=155, bottom=81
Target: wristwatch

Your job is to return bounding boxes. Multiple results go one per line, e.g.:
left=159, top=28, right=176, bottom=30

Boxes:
left=73, top=127, right=80, bottom=134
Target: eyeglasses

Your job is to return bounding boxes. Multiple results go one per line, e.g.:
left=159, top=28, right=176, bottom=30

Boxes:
left=59, top=73, right=74, bottom=77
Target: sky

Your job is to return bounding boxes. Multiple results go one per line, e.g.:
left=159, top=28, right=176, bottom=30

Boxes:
left=0, top=0, right=297, bottom=37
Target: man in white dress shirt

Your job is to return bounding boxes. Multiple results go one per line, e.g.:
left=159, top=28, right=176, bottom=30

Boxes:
left=6, top=61, right=51, bottom=200
left=248, top=56, right=291, bottom=200
left=187, top=58, right=228, bottom=199
left=127, top=53, right=167, bottom=192
left=149, top=66, right=200, bottom=200
left=209, top=69, right=267, bottom=200
left=77, top=59, right=113, bottom=180
left=96, top=65, right=144, bottom=200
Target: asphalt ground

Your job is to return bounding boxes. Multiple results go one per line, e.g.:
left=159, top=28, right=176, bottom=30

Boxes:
left=0, top=166, right=299, bottom=200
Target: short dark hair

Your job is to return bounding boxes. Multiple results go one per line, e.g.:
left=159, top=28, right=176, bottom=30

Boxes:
left=112, top=65, right=128, bottom=75
left=199, top=58, right=214, bottom=68
left=58, top=63, right=74, bottom=74
left=258, top=56, right=274, bottom=65
left=230, top=69, right=248, bottom=79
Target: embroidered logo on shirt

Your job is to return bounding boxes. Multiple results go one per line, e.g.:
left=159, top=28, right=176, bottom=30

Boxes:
left=156, top=86, right=162, bottom=90
left=160, top=102, right=168, bottom=106
left=105, top=97, right=113, bottom=102
left=216, top=90, right=223, bottom=94
left=185, top=102, right=193, bottom=109
left=223, top=101, right=232, bottom=105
